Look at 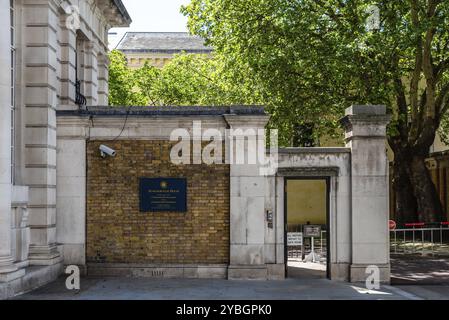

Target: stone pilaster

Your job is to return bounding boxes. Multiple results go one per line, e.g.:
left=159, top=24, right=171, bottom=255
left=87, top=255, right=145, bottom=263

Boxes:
left=97, top=53, right=109, bottom=106
left=341, top=105, right=391, bottom=283
left=83, top=41, right=99, bottom=106
left=23, top=0, right=61, bottom=265
left=56, top=117, right=90, bottom=268
left=224, top=114, right=271, bottom=279
left=58, top=12, right=77, bottom=109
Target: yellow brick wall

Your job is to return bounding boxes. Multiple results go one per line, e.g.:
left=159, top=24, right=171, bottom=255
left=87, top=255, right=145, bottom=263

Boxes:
left=86, top=140, right=230, bottom=264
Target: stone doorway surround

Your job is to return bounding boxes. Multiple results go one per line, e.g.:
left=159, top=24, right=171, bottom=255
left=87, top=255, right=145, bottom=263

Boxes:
left=274, top=152, right=349, bottom=281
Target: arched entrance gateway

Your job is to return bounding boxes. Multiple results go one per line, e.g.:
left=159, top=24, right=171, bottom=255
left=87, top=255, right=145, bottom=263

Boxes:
left=56, top=104, right=391, bottom=283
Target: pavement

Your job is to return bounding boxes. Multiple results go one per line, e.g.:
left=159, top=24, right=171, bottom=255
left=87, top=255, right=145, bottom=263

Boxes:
left=10, top=256, right=449, bottom=300
left=12, top=276, right=419, bottom=300
left=391, top=254, right=449, bottom=285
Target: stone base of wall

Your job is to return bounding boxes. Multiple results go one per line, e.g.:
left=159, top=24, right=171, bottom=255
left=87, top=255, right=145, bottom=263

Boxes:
left=228, top=264, right=285, bottom=280
left=350, top=263, right=391, bottom=284
left=87, top=263, right=286, bottom=280
left=0, top=263, right=63, bottom=300
left=87, top=263, right=228, bottom=279
left=228, top=265, right=267, bottom=280
left=267, top=264, right=286, bottom=280
left=330, top=263, right=350, bottom=281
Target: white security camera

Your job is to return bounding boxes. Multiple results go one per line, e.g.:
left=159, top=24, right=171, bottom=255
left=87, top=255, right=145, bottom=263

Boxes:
left=99, top=144, right=116, bottom=158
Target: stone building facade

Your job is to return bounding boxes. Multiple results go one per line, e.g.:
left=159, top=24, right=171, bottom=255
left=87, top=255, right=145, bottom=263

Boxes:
left=0, top=0, right=130, bottom=299
left=116, top=32, right=213, bottom=69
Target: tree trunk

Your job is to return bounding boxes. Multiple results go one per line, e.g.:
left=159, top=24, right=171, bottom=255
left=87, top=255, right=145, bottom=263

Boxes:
left=409, top=154, right=444, bottom=222
left=392, top=157, right=417, bottom=225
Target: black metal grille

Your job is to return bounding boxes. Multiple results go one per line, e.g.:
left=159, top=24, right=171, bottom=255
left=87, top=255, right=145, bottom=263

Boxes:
left=75, top=80, right=86, bottom=107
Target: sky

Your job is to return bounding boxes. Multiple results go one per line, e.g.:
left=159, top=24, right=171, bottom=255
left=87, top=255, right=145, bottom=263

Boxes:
left=109, top=0, right=191, bottom=49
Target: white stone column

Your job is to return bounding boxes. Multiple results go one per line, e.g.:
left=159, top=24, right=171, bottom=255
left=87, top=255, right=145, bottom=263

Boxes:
left=224, top=114, right=271, bottom=280
left=341, top=105, right=391, bottom=283
left=0, top=0, right=24, bottom=282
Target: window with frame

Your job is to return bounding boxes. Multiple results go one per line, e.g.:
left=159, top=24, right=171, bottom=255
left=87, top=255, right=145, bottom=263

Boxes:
left=10, top=0, right=15, bottom=184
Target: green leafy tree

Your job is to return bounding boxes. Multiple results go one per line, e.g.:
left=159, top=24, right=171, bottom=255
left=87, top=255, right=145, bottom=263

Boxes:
left=108, top=50, right=147, bottom=106
left=109, top=51, right=263, bottom=107
left=182, top=0, right=449, bottom=223
left=133, top=61, right=161, bottom=105
left=150, top=53, right=263, bottom=106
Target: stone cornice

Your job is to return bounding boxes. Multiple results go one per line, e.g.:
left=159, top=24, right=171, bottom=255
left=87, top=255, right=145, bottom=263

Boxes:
left=340, top=105, right=391, bottom=141
left=224, top=114, right=270, bottom=128
left=97, top=0, right=131, bottom=27
left=340, top=114, right=391, bottom=128
left=278, top=147, right=351, bottom=154
left=57, top=105, right=267, bottom=117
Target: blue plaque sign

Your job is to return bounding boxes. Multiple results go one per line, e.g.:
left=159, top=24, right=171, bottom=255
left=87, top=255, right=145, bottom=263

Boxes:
left=139, top=178, right=187, bottom=212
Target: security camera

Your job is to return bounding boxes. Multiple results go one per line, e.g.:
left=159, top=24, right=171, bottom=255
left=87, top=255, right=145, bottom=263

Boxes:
left=99, top=144, right=116, bottom=158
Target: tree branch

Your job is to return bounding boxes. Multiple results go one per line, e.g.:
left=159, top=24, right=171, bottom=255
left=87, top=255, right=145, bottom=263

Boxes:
left=409, top=0, right=422, bottom=124
left=435, top=56, right=449, bottom=81
left=436, top=82, right=449, bottom=119
left=421, top=0, right=438, bottom=117
left=392, top=51, right=409, bottom=142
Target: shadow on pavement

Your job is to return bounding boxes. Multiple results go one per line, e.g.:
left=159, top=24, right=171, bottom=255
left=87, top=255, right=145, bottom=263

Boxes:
left=287, top=260, right=326, bottom=279
left=391, top=254, right=449, bottom=285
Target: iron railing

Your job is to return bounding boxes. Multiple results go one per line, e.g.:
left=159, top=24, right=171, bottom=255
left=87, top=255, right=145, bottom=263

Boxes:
left=390, top=223, right=449, bottom=256
left=75, top=80, right=86, bottom=107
